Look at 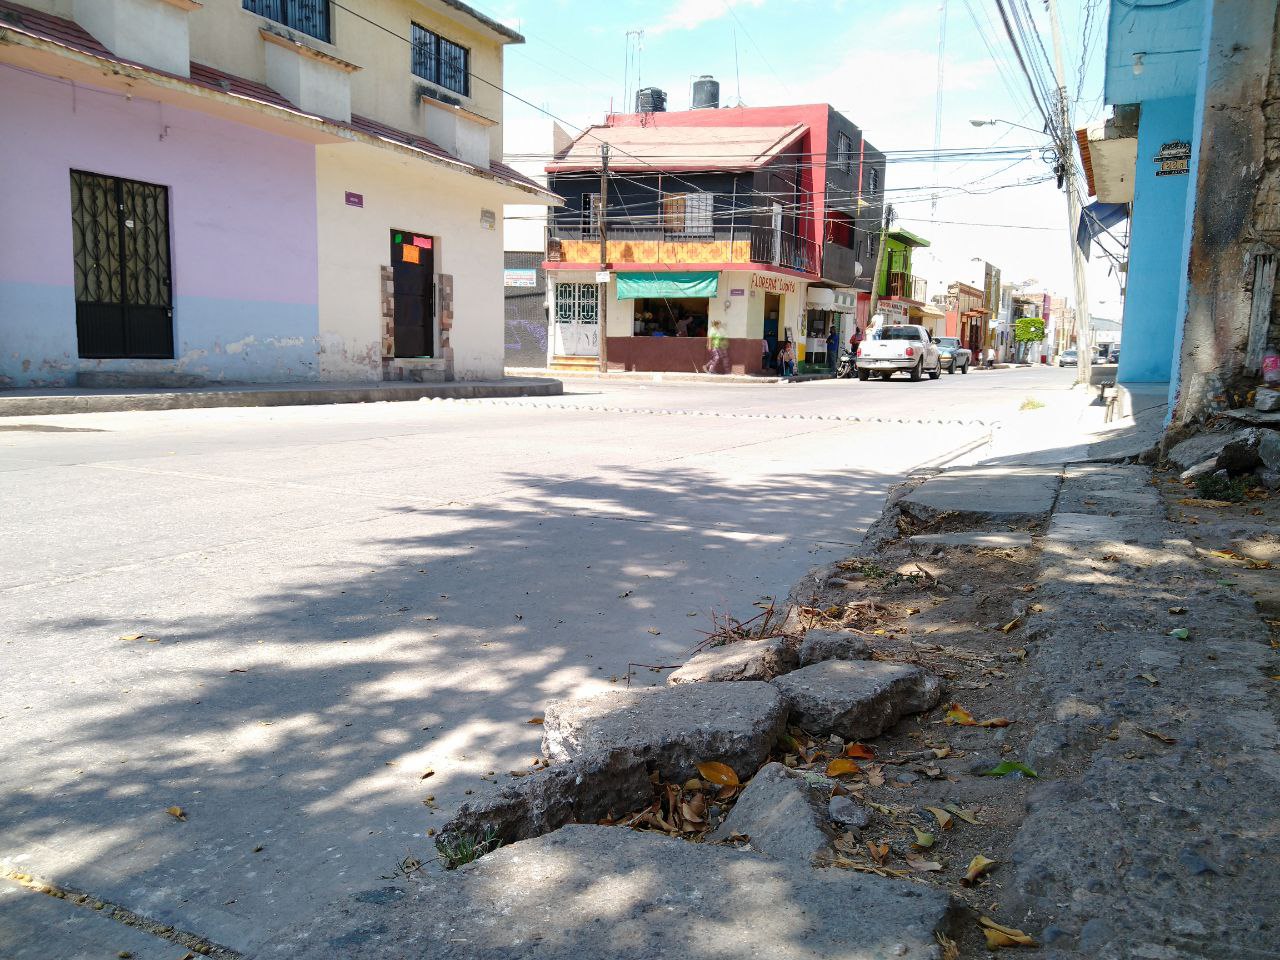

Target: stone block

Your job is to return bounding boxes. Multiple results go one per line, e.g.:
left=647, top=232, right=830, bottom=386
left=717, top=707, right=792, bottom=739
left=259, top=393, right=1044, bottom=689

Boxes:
left=437, top=747, right=652, bottom=847
left=797, top=629, right=870, bottom=667
left=1259, top=430, right=1280, bottom=471
left=667, top=636, right=797, bottom=684
left=1218, top=428, right=1263, bottom=475
left=1180, top=457, right=1219, bottom=482
left=1168, top=432, right=1230, bottom=471
left=259, top=826, right=956, bottom=959
left=542, top=681, right=788, bottom=783
left=707, top=762, right=832, bottom=865
left=1255, top=387, right=1280, bottom=412
left=771, top=660, right=942, bottom=741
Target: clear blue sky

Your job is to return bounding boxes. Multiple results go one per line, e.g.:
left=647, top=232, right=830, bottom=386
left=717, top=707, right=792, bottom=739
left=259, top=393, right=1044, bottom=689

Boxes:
left=487, top=0, right=1119, bottom=316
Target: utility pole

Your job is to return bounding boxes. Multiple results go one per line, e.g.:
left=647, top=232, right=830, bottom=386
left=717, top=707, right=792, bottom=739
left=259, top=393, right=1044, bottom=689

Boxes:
left=1046, top=0, right=1091, bottom=387
left=598, top=143, right=609, bottom=374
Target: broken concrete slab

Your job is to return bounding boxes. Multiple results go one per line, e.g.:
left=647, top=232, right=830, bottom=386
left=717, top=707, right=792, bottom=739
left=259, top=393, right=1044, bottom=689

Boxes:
left=437, top=747, right=652, bottom=847
left=1255, top=387, right=1280, bottom=412
left=541, top=682, right=787, bottom=783
left=898, top=464, right=1061, bottom=522
left=258, top=825, right=956, bottom=959
left=1260, top=430, right=1280, bottom=471
left=1223, top=407, right=1280, bottom=427
left=1168, top=431, right=1231, bottom=471
left=1181, top=457, right=1219, bottom=482
left=1045, top=512, right=1126, bottom=542
left=707, top=762, right=832, bottom=865
left=1218, top=428, right=1263, bottom=475
left=797, top=629, right=870, bottom=667
left=667, top=636, right=797, bottom=685
left=908, top=531, right=1034, bottom=549
left=771, top=660, right=942, bottom=741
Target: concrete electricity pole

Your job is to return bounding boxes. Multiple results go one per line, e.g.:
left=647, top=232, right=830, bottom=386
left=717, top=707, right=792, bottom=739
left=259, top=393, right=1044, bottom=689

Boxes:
left=598, top=143, right=610, bottom=374
left=1046, top=0, right=1092, bottom=387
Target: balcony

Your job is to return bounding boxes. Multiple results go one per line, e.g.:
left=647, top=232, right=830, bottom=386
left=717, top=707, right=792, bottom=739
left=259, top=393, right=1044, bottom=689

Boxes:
left=547, top=223, right=750, bottom=266
left=821, top=242, right=862, bottom=287
left=750, top=228, right=815, bottom=274
left=886, top=271, right=927, bottom=302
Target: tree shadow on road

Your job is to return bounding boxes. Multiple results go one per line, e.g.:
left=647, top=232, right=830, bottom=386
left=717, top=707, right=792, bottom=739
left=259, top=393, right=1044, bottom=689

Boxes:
left=1, top=462, right=898, bottom=950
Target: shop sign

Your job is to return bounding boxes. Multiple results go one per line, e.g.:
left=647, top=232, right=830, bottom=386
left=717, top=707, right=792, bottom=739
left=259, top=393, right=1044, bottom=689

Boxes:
left=504, top=269, right=537, bottom=287
left=1155, top=140, right=1191, bottom=177
left=730, top=288, right=745, bottom=297
left=880, top=301, right=908, bottom=324
left=344, top=191, right=363, bottom=208
left=751, top=274, right=798, bottom=295
left=480, top=208, right=497, bottom=229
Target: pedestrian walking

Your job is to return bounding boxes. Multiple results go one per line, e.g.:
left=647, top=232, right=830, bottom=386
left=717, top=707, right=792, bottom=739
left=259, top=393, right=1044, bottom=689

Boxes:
left=761, top=336, right=771, bottom=373
left=826, top=328, right=839, bottom=373
left=984, top=346, right=996, bottom=369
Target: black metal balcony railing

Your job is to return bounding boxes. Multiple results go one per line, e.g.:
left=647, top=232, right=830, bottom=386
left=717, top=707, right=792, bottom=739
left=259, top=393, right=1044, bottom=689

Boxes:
left=821, top=242, right=861, bottom=286
left=243, top=0, right=331, bottom=44
left=887, top=271, right=927, bottom=302
left=750, top=228, right=814, bottom=274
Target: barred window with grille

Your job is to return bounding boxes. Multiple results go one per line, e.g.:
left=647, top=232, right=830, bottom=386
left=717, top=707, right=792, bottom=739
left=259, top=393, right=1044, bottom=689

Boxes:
left=243, top=0, right=331, bottom=44
left=412, top=23, right=470, bottom=97
left=837, top=133, right=854, bottom=174
left=662, top=193, right=714, bottom=237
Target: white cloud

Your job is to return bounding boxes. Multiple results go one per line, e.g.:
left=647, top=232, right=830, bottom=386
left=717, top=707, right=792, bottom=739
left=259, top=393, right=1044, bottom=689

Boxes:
left=649, top=0, right=766, bottom=36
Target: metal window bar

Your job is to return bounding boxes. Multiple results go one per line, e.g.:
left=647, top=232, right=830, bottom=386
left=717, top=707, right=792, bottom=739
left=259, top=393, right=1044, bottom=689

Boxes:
left=243, top=0, right=330, bottom=43
left=411, top=23, right=470, bottom=96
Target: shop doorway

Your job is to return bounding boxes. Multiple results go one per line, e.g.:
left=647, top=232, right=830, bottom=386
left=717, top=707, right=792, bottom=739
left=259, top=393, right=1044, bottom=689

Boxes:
left=390, top=230, right=435, bottom=358
left=762, top=292, right=781, bottom=368
left=553, top=282, right=599, bottom=356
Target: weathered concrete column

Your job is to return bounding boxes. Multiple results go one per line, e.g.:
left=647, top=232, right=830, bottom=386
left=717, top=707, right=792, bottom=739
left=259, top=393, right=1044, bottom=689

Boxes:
left=1173, top=0, right=1280, bottom=426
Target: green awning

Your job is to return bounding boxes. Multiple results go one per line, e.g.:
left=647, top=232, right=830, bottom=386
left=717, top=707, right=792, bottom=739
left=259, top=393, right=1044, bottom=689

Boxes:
left=616, top=271, right=719, bottom=300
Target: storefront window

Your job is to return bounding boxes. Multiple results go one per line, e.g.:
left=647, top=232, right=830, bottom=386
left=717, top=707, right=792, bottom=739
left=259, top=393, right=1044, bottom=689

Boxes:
left=632, top=297, right=710, bottom=337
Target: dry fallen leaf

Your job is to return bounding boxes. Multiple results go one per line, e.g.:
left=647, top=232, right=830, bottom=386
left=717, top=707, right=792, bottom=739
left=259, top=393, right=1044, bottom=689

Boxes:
left=526, top=717, right=544, bottom=725
left=845, top=743, right=876, bottom=760
left=906, top=854, right=944, bottom=872
left=911, top=827, right=935, bottom=848
left=1000, top=618, right=1022, bottom=633
left=943, top=803, right=980, bottom=824
left=866, top=841, right=890, bottom=865
left=962, top=853, right=996, bottom=885
left=936, top=932, right=960, bottom=960
left=119, top=633, right=144, bottom=641
left=865, top=763, right=886, bottom=787
left=165, top=806, right=186, bottom=822
left=945, top=703, right=1012, bottom=728
left=979, top=916, right=1038, bottom=948
left=1139, top=728, right=1177, bottom=744
left=646, top=627, right=661, bottom=635
left=925, top=806, right=954, bottom=830
left=696, top=761, right=740, bottom=787
left=826, top=758, right=862, bottom=777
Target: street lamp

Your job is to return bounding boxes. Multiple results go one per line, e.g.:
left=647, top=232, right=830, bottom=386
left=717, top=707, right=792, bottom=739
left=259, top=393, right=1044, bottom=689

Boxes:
left=969, top=118, right=1050, bottom=137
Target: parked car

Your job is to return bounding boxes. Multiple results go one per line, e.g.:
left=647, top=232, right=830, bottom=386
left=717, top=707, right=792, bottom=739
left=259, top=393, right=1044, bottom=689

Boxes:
left=933, top=337, right=971, bottom=374
left=856, top=324, right=942, bottom=381
left=1058, top=349, right=1078, bottom=367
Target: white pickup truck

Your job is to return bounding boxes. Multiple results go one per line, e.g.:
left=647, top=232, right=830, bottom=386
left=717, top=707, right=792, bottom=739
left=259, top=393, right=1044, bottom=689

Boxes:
left=856, top=324, right=943, bottom=381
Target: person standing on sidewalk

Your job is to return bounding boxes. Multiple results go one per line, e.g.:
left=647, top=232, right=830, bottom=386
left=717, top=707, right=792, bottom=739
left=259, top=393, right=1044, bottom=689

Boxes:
left=826, top=328, right=839, bottom=373
left=984, top=346, right=996, bottom=369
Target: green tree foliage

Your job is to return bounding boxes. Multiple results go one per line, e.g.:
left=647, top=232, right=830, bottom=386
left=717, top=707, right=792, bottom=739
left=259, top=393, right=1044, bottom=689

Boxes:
left=1014, top=316, right=1046, bottom=343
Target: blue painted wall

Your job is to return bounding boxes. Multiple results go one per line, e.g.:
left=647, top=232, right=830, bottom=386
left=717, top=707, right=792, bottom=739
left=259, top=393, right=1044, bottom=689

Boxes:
left=1118, top=96, right=1196, bottom=384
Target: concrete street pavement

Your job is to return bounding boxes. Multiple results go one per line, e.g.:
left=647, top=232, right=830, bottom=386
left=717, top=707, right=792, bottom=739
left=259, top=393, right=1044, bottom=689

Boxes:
left=0, top=368, right=1080, bottom=955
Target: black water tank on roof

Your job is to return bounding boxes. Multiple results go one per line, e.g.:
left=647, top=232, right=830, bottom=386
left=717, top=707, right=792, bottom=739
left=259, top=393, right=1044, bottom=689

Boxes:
left=636, top=87, right=667, bottom=113
left=691, top=75, right=719, bottom=109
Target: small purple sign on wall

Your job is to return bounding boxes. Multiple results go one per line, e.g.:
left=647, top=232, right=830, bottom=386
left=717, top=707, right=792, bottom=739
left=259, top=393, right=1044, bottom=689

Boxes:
left=345, top=191, right=363, bottom=208
left=730, top=288, right=745, bottom=297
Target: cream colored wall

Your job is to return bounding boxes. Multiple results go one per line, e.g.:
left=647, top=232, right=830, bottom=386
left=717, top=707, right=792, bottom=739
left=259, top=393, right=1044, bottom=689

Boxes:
left=316, top=140, right=514, bottom=381
left=188, top=1, right=505, bottom=146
